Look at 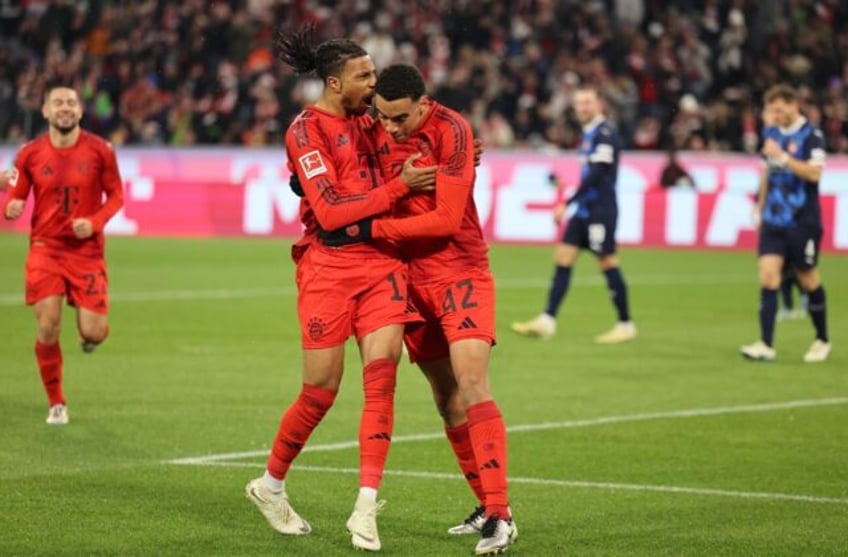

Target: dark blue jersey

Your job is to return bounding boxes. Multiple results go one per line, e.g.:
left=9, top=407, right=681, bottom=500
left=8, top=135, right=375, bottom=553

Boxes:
left=762, top=119, right=826, bottom=228
left=572, top=118, right=620, bottom=219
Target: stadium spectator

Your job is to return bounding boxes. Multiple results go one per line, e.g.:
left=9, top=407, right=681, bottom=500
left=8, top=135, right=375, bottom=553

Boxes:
left=3, top=82, right=124, bottom=425
left=659, top=148, right=695, bottom=188
left=0, top=1, right=846, bottom=152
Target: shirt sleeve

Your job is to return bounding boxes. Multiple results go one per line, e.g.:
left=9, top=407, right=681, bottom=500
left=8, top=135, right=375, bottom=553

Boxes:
left=805, top=129, right=826, bottom=168
left=287, top=116, right=409, bottom=232
left=3, top=149, right=33, bottom=216
left=89, top=143, right=125, bottom=233
left=570, top=129, right=617, bottom=202
left=372, top=114, right=475, bottom=240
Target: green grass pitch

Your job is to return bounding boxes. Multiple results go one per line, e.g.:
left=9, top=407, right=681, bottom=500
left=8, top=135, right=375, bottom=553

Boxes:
left=0, top=234, right=845, bottom=556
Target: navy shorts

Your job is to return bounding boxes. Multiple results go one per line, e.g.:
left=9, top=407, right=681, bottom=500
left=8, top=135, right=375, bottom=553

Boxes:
left=562, top=215, right=617, bottom=255
left=758, top=225, right=822, bottom=270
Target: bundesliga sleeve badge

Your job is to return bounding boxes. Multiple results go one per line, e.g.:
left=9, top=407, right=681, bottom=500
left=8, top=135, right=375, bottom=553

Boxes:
left=299, top=150, right=328, bottom=179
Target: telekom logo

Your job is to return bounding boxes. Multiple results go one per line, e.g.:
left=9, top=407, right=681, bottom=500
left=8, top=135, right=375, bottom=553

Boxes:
left=232, top=155, right=301, bottom=235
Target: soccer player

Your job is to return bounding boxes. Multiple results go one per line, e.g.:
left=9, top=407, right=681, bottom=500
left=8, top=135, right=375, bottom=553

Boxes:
left=3, top=83, right=124, bottom=425
left=321, top=64, right=516, bottom=556
left=244, top=31, right=436, bottom=552
left=511, top=85, right=636, bottom=343
left=741, top=84, right=831, bottom=362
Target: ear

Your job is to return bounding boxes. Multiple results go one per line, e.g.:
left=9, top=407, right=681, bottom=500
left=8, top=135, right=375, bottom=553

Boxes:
left=419, top=95, right=430, bottom=113
left=327, top=76, right=342, bottom=93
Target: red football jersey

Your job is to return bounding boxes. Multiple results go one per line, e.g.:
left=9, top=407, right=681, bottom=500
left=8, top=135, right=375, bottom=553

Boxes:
left=286, top=106, right=409, bottom=261
left=5, top=130, right=124, bottom=257
left=372, top=101, right=489, bottom=282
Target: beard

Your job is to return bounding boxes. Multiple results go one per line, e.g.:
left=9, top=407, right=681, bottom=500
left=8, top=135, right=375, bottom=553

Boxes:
left=51, top=116, right=78, bottom=135
left=341, top=89, right=373, bottom=116
left=341, top=96, right=367, bottom=116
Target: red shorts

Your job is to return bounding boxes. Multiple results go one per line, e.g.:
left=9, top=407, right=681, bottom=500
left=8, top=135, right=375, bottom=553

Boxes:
left=404, top=268, right=496, bottom=363
left=25, top=245, right=109, bottom=314
left=296, top=247, right=420, bottom=349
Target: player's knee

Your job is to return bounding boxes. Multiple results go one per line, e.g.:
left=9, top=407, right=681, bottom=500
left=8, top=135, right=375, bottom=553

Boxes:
left=795, top=270, right=820, bottom=292
left=433, top=389, right=464, bottom=425
left=456, top=375, right=491, bottom=407
left=37, top=316, right=61, bottom=343
left=759, top=272, right=781, bottom=289
left=80, top=322, right=109, bottom=344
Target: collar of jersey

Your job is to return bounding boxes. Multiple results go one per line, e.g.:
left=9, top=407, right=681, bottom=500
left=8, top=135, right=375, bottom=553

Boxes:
left=778, top=116, right=807, bottom=135
left=582, top=115, right=605, bottom=133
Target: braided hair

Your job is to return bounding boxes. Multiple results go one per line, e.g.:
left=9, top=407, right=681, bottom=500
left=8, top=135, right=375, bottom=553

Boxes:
left=277, top=25, right=368, bottom=82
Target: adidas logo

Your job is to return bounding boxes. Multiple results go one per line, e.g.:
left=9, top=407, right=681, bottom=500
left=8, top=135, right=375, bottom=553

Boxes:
left=336, top=134, right=349, bottom=146
left=283, top=440, right=304, bottom=451
left=480, top=459, right=500, bottom=470
left=368, top=432, right=391, bottom=441
left=464, top=471, right=480, bottom=480
left=458, top=316, right=477, bottom=330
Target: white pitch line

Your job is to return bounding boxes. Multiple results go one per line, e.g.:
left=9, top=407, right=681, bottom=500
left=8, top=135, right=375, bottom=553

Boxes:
left=173, top=463, right=848, bottom=506
left=0, top=273, right=753, bottom=306
left=0, top=286, right=294, bottom=306
left=165, top=396, right=848, bottom=466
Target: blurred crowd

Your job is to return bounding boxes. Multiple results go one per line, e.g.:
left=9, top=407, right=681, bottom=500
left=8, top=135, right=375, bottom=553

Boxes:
left=1, top=0, right=847, bottom=153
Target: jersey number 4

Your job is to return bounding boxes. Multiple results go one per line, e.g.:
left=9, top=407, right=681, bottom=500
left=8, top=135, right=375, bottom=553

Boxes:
left=442, top=279, right=478, bottom=313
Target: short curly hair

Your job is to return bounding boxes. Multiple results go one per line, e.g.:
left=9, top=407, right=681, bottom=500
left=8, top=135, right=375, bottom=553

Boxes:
left=375, top=64, right=426, bottom=102
left=764, top=84, right=797, bottom=105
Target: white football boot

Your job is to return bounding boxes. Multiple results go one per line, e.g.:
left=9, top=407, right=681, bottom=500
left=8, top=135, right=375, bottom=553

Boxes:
left=595, top=321, right=637, bottom=344
left=46, top=404, right=69, bottom=425
left=346, top=495, right=385, bottom=551
left=803, top=339, right=831, bottom=363
left=245, top=478, right=311, bottom=535
left=510, top=313, right=556, bottom=340
left=739, top=340, right=777, bottom=361
left=447, top=505, right=486, bottom=535
left=474, top=515, right=518, bottom=555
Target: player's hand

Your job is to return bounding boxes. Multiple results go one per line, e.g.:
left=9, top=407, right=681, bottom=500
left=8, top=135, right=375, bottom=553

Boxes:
left=72, top=218, right=94, bottom=239
left=751, top=207, right=762, bottom=230
left=473, top=138, right=484, bottom=167
left=318, top=218, right=373, bottom=247
left=5, top=199, right=24, bottom=220
left=0, top=169, right=12, bottom=192
left=553, top=202, right=567, bottom=226
left=762, top=139, right=788, bottom=166
left=289, top=173, right=305, bottom=197
left=400, top=153, right=437, bottom=191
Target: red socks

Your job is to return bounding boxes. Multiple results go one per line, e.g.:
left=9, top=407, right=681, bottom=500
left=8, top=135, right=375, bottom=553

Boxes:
left=446, top=422, right=485, bottom=505
left=35, top=341, right=64, bottom=406
left=467, top=400, right=510, bottom=519
left=266, top=383, right=337, bottom=480
left=359, top=358, right=397, bottom=490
